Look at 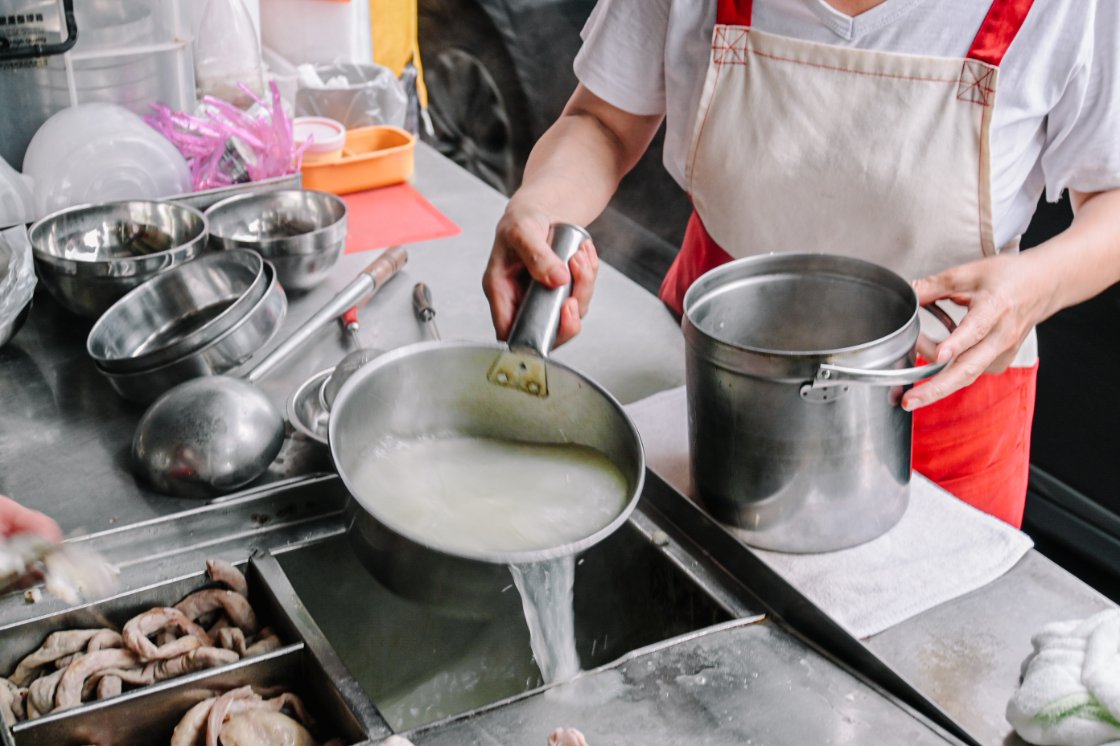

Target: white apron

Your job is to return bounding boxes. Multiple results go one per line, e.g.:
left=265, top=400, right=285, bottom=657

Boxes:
left=660, top=0, right=1039, bottom=526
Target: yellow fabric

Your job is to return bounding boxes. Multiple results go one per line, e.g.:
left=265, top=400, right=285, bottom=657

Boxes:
left=370, top=0, right=427, bottom=106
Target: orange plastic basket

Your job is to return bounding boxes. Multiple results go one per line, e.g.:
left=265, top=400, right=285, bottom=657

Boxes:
left=300, top=125, right=416, bottom=195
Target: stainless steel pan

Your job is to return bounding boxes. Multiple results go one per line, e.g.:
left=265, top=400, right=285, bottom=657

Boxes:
left=328, top=224, right=645, bottom=618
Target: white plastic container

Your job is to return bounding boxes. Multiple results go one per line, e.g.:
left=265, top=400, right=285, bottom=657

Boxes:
left=293, top=116, right=346, bottom=163
left=259, top=0, right=373, bottom=66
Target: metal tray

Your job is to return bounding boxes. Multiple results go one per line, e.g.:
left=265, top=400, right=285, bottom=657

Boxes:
left=0, top=552, right=387, bottom=746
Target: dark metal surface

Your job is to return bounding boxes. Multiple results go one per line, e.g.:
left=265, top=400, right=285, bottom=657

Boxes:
left=637, top=469, right=981, bottom=746
left=407, top=617, right=961, bottom=746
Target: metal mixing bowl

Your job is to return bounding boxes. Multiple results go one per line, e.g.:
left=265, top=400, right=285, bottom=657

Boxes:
left=97, top=262, right=287, bottom=404
left=204, top=189, right=347, bottom=292
left=29, top=200, right=208, bottom=318
left=88, top=249, right=268, bottom=373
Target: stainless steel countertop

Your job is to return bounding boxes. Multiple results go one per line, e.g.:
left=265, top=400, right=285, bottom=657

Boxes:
left=0, top=143, right=685, bottom=536
left=868, top=551, right=1114, bottom=745
left=0, top=144, right=1113, bottom=746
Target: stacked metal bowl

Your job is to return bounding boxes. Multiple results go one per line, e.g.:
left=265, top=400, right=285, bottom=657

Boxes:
left=29, top=200, right=209, bottom=318
left=87, top=249, right=288, bottom=403
left=204, top=189, right=347, bottom=292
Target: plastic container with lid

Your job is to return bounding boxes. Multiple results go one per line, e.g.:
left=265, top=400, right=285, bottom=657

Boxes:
left=293, top=116, right=346, bottom=164
left=300, top=125, right=415, bottom=195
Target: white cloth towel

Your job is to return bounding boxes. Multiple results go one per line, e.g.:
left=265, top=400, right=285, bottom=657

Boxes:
left=624, top=385, right=1034, bottom=639
left=1008, top=610, right=1120, bottom=746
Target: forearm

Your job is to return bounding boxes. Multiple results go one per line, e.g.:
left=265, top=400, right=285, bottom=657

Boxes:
left=509, top=86, right=663, bottom=226
left=1024, top=188, right=1120, bottom=321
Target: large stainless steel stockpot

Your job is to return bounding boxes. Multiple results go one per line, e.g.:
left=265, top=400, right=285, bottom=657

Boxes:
left=682, top=253, right=952, bottom=553
left=329, top=224, right=644, bottom=619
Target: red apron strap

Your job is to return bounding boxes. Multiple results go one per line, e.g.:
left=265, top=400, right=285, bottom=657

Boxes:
left=967, top=0, right=1035, bottom=66
left=717, top=0, right=752, bottom=27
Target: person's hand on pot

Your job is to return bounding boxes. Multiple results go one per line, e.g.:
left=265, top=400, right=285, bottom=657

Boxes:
left=483, top=198, right=599, bottom=347
left=907, top=188, right=1120, bottom=411
left=0, top=495, right=62, bottom=542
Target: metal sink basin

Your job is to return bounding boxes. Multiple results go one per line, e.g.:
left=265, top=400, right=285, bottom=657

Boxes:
left=278, top=512, right=740, bottom=731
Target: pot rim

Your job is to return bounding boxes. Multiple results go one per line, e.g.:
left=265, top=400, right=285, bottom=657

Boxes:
left=682, top=252, right=921, bottom=360
left=328, top=338, right=646, bottom=567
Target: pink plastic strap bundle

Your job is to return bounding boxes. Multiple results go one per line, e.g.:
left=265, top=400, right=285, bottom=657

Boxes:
left=146, top=81, right=310, bottom=191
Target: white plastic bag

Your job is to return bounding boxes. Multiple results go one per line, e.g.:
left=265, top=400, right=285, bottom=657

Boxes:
left=294, top=62, right=408, bottom=130
left=0, top=226, right=37, bottom=347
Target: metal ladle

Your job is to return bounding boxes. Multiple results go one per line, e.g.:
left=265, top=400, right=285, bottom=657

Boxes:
left=131, top=247, right=408, bottom=498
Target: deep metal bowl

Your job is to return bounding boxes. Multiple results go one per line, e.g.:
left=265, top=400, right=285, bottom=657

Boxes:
left=97, top=262, right=287, bottom=404
left=204, top=189, right=347, bottom=292
left=87, top=249, right=268, bottom=373
left=28, top=200, right=208, bottom=318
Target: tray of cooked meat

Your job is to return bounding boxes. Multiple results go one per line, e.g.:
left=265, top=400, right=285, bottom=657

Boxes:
left=0, top=551, right=386, bottom=746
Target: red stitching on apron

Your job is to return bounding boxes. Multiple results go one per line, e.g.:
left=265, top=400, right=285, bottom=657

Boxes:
left=956, top=63, right=996, bottom=105
left=717, top=43, right=963, bottom=86
left=689, top=35, right=729, bottom=194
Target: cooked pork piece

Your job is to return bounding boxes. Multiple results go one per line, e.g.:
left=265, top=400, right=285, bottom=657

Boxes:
left=549, top=728, right=589, bottom=746
left=0, top=677, right=22, bottom=726
left=9, top=629, right=104, bottom=685
left=53, top=652, right=80, bottom=670
left=123, top=607, right=212, bottom=660
left=244, top=630, right=282, bottom=657
left=82, top=666, right=154, bottom=700
left=145, top=647, right=239, bottom=682
left=171, top=696, right=218, bottom=746
left=215, top=627, right=246, bottom=655
left=27, top=669, right=62, bottom=717
left=54, top=648, right=139, bottom=711
left=175, top=590, right=259, bottom=635
left=209, top=615, right=232, bottom=635
left=95, top=675, right=121, bottom=700
left=217, top=709, right=317, bottom=746
left=206, top=560, right=248, bottom=597
left=206, top=686, right=261, bottom=746
left=86, top=629, right=122, bottom=652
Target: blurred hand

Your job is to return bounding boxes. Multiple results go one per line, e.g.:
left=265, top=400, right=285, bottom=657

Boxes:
left=482, top=199, right=600, bottom=347
left=906, top=252, right=1051, bottom=410
left=0, top=495, right=62, bottom=542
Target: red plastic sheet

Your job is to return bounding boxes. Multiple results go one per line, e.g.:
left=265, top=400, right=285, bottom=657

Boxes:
left=342, top=183, right=461, bottom=253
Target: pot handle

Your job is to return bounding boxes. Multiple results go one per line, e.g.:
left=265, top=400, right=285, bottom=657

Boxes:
left=505, top=222, right=591, bottom=358
left=805, top=303, right=958, bottom=392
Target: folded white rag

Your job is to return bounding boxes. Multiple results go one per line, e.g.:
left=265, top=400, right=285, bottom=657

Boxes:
left=1008, top=609, right=1120, bottom=746
left=624, top=385, right=1034, bottom=639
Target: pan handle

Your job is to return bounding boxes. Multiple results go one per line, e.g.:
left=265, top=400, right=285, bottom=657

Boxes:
left=804, top=303, right=958, bottom=393
left=505, top=222, right=590, bottom=358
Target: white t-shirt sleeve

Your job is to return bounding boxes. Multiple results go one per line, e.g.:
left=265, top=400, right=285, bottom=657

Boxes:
left=1040, top=0, right=1120, bottom=201
left=572, top=0, right=671, bottom=117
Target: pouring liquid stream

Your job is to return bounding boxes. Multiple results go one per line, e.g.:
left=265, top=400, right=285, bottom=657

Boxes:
left=510, top=556, right=580, bottom=684
left=350, top=434, right=628, bottom=685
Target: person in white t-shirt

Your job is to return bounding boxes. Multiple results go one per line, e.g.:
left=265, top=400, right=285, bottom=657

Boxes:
left=481, top=0, right=1120, bottom=527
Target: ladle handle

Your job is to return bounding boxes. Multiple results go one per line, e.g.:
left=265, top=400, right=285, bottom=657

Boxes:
left=506, top=222, right=590, bottom=358
left=246, top=247, right=408, bottom=383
